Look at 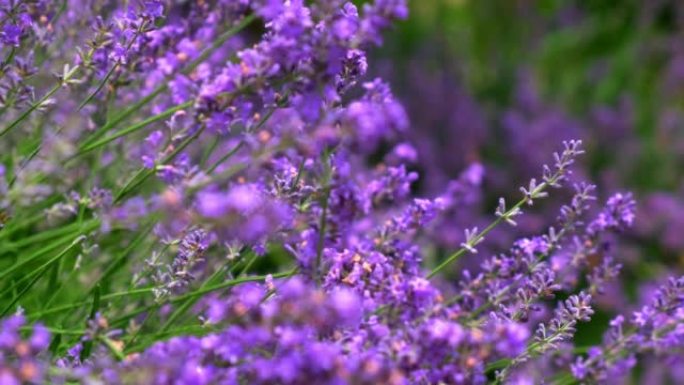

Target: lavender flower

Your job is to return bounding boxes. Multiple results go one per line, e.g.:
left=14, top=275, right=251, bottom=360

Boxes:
left=570, top=276, right=684, bottom=383
left=0, top=314, right=50, bottom=385
left=0, top=1, right=679, bottom=384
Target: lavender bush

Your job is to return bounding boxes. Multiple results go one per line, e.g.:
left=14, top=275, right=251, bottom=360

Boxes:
left=0, top=1, right=681, bottom=384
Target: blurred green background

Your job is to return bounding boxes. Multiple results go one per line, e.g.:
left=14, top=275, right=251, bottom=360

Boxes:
left=381, top=0, right=684, bottom=188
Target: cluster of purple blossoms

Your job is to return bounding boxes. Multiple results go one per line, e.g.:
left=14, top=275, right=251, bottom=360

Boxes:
left=0, top=314, right=50, bottom=385
left=0, top=1, right=683, bottom=385
left=570, top=276, right=684, bottom=383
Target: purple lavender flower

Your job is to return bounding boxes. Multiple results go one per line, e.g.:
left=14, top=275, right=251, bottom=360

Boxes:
left=196, top=183, right=292, bottom=245
left=1, top=1, right=677, bottom=384
left=569, top=276, right=684, bottom=383
left=0, top=314, right=50, bottom=384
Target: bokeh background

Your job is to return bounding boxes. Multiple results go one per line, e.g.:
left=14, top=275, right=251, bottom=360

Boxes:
left=372, top=0, right=684, bottom=378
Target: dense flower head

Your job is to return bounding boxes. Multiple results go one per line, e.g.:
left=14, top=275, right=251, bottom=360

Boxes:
left=587, top=192, right=637, bottom=236
left=0, top=314, right=50, bottom=385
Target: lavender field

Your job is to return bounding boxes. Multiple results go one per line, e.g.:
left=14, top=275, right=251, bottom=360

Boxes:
left=0, top=1, right=683, bottom=384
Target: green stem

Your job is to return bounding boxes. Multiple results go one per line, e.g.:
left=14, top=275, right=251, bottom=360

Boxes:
left=427, top=199, right=525, bottom=279
left=83, top=86, right=166, bottom=146
left=113, top=125, right=205, bottom=204
left=0, top=84, right=60, bottom=138
left=427, top=161, right=572, bottom=279
left=27, top=270, right=295, bottom=321
left=78, top=22, right=146, bottom=111
left=1, top=236, right=85, bottom=316
left=77, top=100, right=193, bottom=155
left=206, top=141, right=244, bottom=174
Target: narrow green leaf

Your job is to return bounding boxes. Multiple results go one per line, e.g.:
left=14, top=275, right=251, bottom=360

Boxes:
left=1, top=236, right=85, bottom=315
left=0, top=84, right=61, bottom=138
left=94, top=224, right=153, bottom=292
left=77, top=100, right=193, bottom=155
left=48, top=333, right=62, bottom=355
left=113, top=125, right=205, bottom=203
left=0, top=235, right=74, bottom=279
left=82, top=86, right=167, bottom=147
left=80, top=285, right=102, bottom=361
